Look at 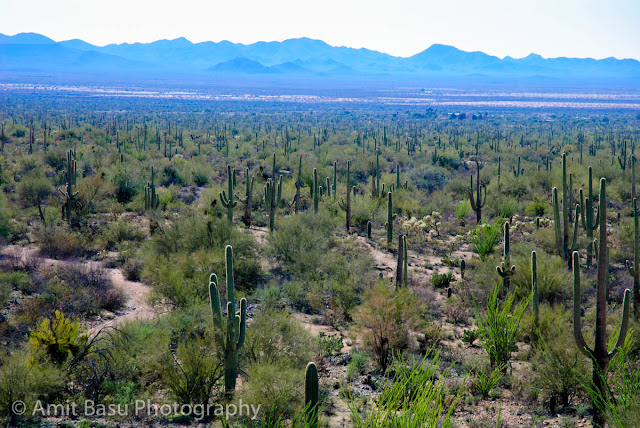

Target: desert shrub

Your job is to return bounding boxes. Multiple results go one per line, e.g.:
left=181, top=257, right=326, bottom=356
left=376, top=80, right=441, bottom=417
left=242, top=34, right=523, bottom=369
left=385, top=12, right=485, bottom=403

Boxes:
left=121, top=258, right=142, bottom=281
left=0, top=351, right=64, bottom=425
left=345, top=352, right=465, bottom=427
left=347, top=351, right=369, bottom=382
left=470, top=220, right=503, bottom=259
left=103, top=220, right=145, bottom=249
left=29, top=310, right=88, bottom=365
left=462, top=329, right=478, bottom=346
left=240, top=363, right=304, bottom=423
left=350, top=196, right=380, bottom=229
left=470, top=363, right=506, bottom=397
left=268, top=211, right=336, bottom=278
left=418, top=323, right=444, bottom=353
left=76, top=173, right=114, bottom=215
left=443, top=300, right=469, bottom=325
left=242, top=309, right=314, bottom=368
left=410, top=164, right=448, bottom=193
left=0, top=271, right=34, bottom=294
left=36, top=225, right=86, bottom=259
left=511, top=245, right=572, bottom=303
left=455, top=200, right=472, bottom=220
left=112, top=169, right=138, bottom=204
left=160, top=333, right=220, bottom=406
left=475, top=283, right=531, bottom=368
left=317, top=333, right=343, bottom=356
left=432, top=272, right=455, bottom=289
left=161, top=165, right=185, bottom=186
left=526, top=197, right=548, bottom=217
left=357, top=283, right=422, bottom=371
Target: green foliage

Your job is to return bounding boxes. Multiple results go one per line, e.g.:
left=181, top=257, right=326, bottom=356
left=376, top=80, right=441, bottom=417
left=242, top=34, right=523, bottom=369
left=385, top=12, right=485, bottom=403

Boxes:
left=431, top=272, right=455, bottom=288
left=475, top=283, right=531, bottom=368
left=347, top=351, right=369, bottom=382
left=29, top=310, right=88, bottom=365
left=469, top=363, right=506, bottom=397
left=455, top=199, right=472, bottom=220
left=462, top=329, right=479, bottom=346
left=317, top=333, right=343, bottom=356
left=470, top=220, right=504, bottom=259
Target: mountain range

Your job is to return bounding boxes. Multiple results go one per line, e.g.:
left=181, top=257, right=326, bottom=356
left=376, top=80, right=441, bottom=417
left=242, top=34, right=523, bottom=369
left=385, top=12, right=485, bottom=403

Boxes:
left=1, top=32, right=639, bottom=84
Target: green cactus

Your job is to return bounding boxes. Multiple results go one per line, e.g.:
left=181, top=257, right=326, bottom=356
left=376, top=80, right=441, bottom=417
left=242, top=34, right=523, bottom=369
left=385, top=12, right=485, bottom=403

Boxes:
left=469, top=160, right=486, bottom=223
left=333, top=161, right=337, bottom=200
left=58, top=149, right=78, bottom=222
left=237, top=167, right=254, bottom=227
left=144, top=166, right=159, bottom=211
left=338, top=160, right=352, bottom=231
left=552, top=156, right=581, bottom=266
left=496, top=221, right=516, bottom=291
left=403, top=235, right=408, bottom=287
left=304, top=362, right=319, bottom=427
left=312, top=168, right=319, bottom=213
left=209, top=245, right=247, bottom=396
left=366, top=220, right=372, bottom=240
left=384, top=192, right=396, bottom=245
left=579, top=166, right=599, bottom=267
left=264, top=178, right=277, bottom=232
left=291, top=156, right=303, bottom=214
left=573, top=178, right=630, bottom=428
left=220, top=164, right=237, bottom=222
left=512, top=156, right=523, bottom=177
left=396, top=234, right=405, bottom=288
left=625, top=197, right=640, bottom=317
left=460, top=259, right=466, bottom=280
left=531, top=250, right=539, bottom=335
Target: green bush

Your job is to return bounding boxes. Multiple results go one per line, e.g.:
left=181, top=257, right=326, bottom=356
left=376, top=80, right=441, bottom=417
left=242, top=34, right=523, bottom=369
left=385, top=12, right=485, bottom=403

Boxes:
left=470, top=220, right=503, bottom=259
left=431, top=272, right=455, bottom=288
left=29, top=310, right=88, bottom=365
left=455, top=200, right=471, bottom=220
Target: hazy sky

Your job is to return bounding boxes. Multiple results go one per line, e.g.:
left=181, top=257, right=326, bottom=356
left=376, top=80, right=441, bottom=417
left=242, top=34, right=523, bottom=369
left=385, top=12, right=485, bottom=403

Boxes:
left=1, top=0, right=638, bottom=59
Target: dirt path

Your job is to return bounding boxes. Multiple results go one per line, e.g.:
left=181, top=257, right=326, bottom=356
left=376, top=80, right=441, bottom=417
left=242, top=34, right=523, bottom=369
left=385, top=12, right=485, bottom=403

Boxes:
left=1, top=245, right=155, bottom=334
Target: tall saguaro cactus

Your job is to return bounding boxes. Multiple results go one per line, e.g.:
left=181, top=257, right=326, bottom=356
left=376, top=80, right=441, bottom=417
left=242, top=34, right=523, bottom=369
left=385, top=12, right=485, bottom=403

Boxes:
left=573, top=178, right=631, bottom=428
left=312, top=168, right=319, bottom=213
left=496, top=221, right=516, bottom=291
left=264, top=178, right=277, bottom=232
left=580, top=166, right=599, bottom=267
left=469, top=160, right=486, bottom=223
left=625, top=197, right=640, bottom=317
left=552, top=186, right=580, bottom=266
left=220, top=164, right=237, bottom=222
left=144, top=166, right=159, bottom=211
left=384, top=192, right=396, bottom=245
left=237, top=167, right=254, bottom=227
left=338, top=160, right=352, bottom=231
left=209, top=245, right=247, bottom=396
left=531, top=251, right=539, bottom=340
left=58, top=149, right=78, bottom=223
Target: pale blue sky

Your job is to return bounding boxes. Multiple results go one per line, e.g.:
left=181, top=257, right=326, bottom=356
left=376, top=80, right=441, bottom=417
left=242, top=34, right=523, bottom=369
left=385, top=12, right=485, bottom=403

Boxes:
left=0, top=0, right=638, bottom=59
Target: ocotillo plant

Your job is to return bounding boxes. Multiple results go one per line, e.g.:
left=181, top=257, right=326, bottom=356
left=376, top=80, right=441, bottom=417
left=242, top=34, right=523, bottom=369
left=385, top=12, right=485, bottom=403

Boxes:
left=220, top=164, right=237, bottom=222
left=469, top=160, right=486, bottom=223
left=625, top=197, right=640, bottom=317
left=496, top=221, right=516, bottom=292
left=573, top=178, right=631, bottom=428
left=58, top=149, right=78, bottom=223
left=264, top=178, right=277, bottom=232
left=237, top=167, right=254, bottom=227
left=144, top=166, right=159, bottom=211
left=312, top=168, right=319, bottom=213
left=384, top=192, right=396, bottom=245
left=209, top=245, right=247, bottom=396
left=579, top=166, right=599, bottom=267
left=338, top=160, right=352, bottom=231
left=305, top=362, right=319, bottom=428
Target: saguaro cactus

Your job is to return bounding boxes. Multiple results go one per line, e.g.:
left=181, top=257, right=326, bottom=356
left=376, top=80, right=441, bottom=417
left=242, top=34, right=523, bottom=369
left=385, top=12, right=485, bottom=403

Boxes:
left=531, top=251, right=539, bottom=335
left=384, top=192, right=396, bottom=245
left=625, top=197, right=640, bottom=317
left=396, top=234, right=405, bottom=288
left=469, top=160, right=486, bottom=223
left=237, top=167, right=254, bottom=227
left=305, top=362, right=319, bottom=427
left=573, top=178, right=631, bottom=428
left=220, top=164, right=237, bottom=222
left=338, top=160, right=352, bottom=231
left=209, top=245, right=247, bottom=396
left=460, top=259, right=466, bottom=280
left=552, top=185, right=580, bottom=266
left=58, top=149, right=78, bottom=222
left=312, top=168, right=319, bottom=213
left=144, top=166, right=159, bottom=211
left=580, top=166, right=599, bottom=267
left=496, top=221, right=516, bottom=291
left=264, top=178, right=277, bottom=232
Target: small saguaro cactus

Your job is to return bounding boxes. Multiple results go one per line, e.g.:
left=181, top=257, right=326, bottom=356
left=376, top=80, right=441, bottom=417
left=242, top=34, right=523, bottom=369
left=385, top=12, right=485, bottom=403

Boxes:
left=396, top=234, right=405, bottom=288
left=496, top=221, right=516, bottom=291
left=220, top=164, right=238, bottom=222
left=305, top=362, right=319, bottom=427
left=469, top=160, right=486, bottom=223
left=384, top=192, right=396, bottom=245
left=264, top=178, right=277, bottom=232
left=573, top=178, right=631, bottom=428
left=58, top=149, right=78, bottom=222
left=579, top=166, right=599, bottom=267
left=366, top=220, right=372, bottom=240
left=209, top=245, right=247, bottom=396
left=338, top=160, right=352, bottom=232
left=144, top=166, right=159, bottom=211
left=237, top=167, right=254, bottom=227
left=625, top=197, right=640, bottom=317
left=460, top=259, right=466, bottom=280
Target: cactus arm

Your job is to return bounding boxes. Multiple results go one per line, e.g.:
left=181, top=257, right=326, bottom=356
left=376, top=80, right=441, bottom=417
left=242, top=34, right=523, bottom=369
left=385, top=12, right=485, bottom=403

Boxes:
left=552, top=187, right=564, bottom=258
left=573, top=251, right=594, bottom=358
left=609, top=289, right=631, bottom=359
left=225, top=245, right=235, bottom=311
left=569, top=203, right=580, bottom=251
left=580, top=189, right=587, bottom=230
left=237, top=298, right=246, bottom=348
left=592, top=206, right=600, bottom=230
